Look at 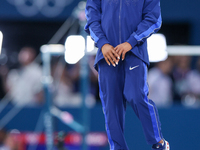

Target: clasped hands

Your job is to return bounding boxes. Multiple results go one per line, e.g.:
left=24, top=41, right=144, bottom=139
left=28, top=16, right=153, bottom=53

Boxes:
left=101, top=42, right=132, bottom=67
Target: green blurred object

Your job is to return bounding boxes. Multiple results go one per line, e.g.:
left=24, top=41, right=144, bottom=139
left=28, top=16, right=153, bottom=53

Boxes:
left=55, top=131, right=68, bottom=150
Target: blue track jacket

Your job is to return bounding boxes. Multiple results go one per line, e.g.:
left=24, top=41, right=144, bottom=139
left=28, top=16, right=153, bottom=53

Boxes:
left=85, top=0, right=162, bottom=70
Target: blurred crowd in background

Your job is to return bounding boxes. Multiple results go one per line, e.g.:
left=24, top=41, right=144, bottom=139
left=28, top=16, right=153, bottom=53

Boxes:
left=148, top=55, right=200, bottom=108
left=0, top=46, right=98, bottom=108
left=0, top=128, right=23, bottom=150
left=0, top=46, right=200, bottom=109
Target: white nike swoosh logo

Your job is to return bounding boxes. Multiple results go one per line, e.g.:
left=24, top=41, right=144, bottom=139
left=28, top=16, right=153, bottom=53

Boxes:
left=129, top=65, right=139, bottom=70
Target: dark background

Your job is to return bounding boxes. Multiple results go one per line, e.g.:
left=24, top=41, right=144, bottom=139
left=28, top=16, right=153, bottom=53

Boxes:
left=0, top=0, right=199, bottom=53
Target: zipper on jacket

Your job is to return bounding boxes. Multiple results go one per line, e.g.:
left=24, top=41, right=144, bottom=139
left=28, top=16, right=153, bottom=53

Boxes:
left=119, top=0, right=122, bottom=44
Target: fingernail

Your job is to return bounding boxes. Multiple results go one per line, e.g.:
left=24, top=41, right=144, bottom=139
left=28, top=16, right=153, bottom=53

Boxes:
left=109, top=63, right=110, bottom=66
left=113, top=64, right=116, bottom=67
left=116, top=62, right=118, bottom=65
left=118, top=56, right=120, bottom=59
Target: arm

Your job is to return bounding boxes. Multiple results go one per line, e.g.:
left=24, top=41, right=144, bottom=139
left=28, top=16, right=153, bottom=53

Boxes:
left=85, top=0, right=109, bottom=50
left=127, top=0, right=162, bottom=48
left=115, top=0, right=162, bottom=60
left=85, top=0, right=119, bottom=66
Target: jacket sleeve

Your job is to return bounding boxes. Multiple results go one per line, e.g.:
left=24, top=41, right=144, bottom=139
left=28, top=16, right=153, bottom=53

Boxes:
left=85, top=0, right=109, bottom=49
left=127, top=0, right=162, bottom=48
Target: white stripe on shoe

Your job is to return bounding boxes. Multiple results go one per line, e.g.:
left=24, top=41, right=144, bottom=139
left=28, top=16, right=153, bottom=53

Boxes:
left=165, top=141, right=170, bottom=150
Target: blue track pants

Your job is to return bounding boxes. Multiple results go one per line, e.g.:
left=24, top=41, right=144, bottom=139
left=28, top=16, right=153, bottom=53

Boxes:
left=98, top=52, right=163, bottom=150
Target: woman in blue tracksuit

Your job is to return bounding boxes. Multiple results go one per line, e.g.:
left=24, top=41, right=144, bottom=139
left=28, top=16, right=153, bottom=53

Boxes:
left=85, top=0, right=170, bottom=149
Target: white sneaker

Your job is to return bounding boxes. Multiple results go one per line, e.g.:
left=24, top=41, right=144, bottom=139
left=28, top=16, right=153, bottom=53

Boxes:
left=152, top=139, right=170, bottom=150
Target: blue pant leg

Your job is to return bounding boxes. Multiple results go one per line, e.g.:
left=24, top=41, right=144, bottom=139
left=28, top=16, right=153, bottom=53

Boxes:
left=98, top=59, right=129, bottom=150
left=123, top=53, right=163, bottom=145
left=149, top=99, right=162, bottom=137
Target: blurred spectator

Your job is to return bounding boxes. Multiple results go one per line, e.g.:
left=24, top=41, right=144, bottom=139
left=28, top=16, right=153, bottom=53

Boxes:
left=52, top=59, right=96, bottom=107
left=52, top=60, right=82, bottom=107
left=181, top=57, right=200, bottom=107
left=4, top=130, right=23, bottom=150
left=68, top=62, right=80, bottom=93
left=0, top=65, right=9, bottom=100
left=172, top=56, right=191, bottom=103
left=67, top=57, right=97, bottom=105
left=0, top=128, right=7, bottom=149
left=148, top=57, right=173, bottom=107
left=6, top=47, right=43, bottom=106
left=186, top=57, right=200, bottom=95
